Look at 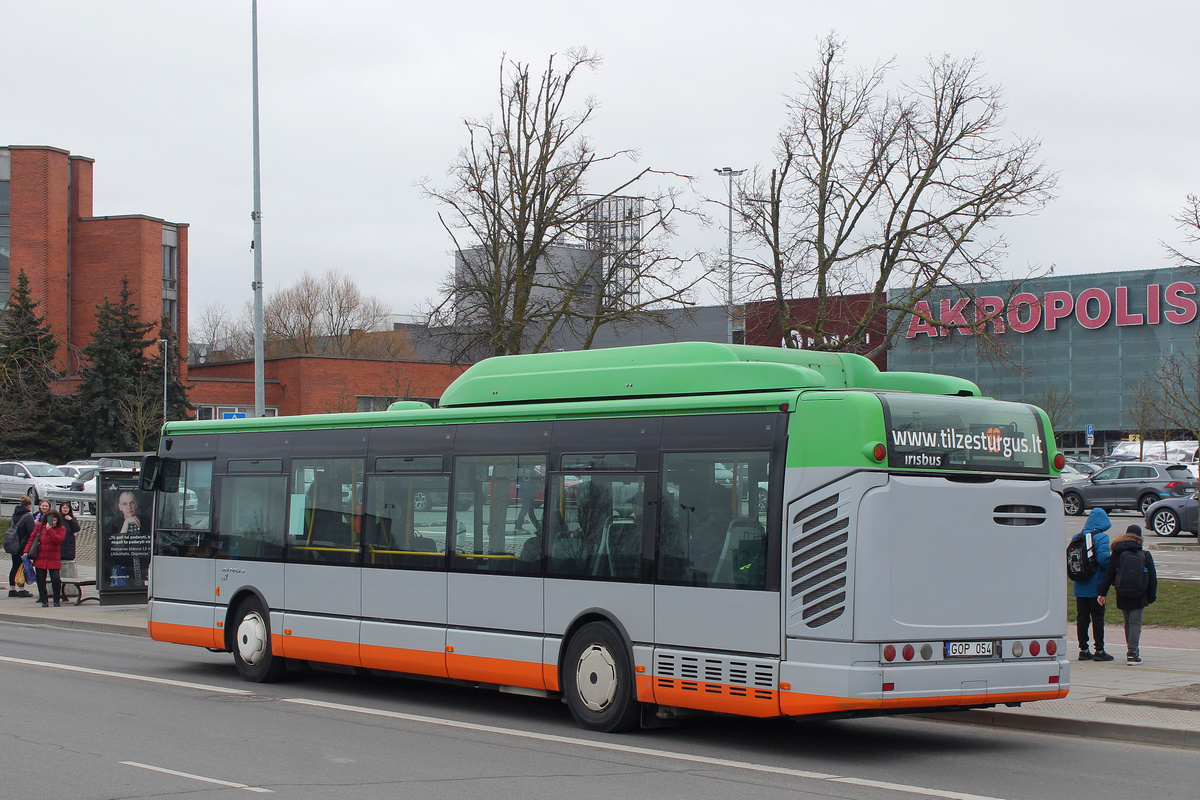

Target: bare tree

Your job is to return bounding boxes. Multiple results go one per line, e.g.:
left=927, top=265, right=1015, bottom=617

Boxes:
left=1149, top=344, right=1200, bottom=441
left=731, top=34, right=1056, bottom=359
left=116, top=380, right=163, bottom=452
left=265, top=269, right=391, bottom=356
left=1125, top=380, right=1170, bottom=459
left=1031, top=385, right=1078, bottom=445
left=421, top=49, right=704, bottom=360
left=1163, top=193, right=1200, bottom=271
left=198, top=271, right=394, bottom=361
left=193, top=301, right=254, bottom=360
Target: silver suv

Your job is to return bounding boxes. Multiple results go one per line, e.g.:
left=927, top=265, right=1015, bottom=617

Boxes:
left=0, top=460, right=76, bottom=503
left=1061, top=461, right=1198, bottom=516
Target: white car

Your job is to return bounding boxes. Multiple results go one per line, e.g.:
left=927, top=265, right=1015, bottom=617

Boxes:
left=0, top=461, right=77, bottom=503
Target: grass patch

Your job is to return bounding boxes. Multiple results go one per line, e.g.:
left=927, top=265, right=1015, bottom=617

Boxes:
left=1068, top=580, right=1200, bottom=628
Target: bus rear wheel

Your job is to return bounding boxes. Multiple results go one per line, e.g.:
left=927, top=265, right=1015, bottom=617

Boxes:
left=232, top=597, right=286, bottom=682
left=563, top=622, right=640, bottom=732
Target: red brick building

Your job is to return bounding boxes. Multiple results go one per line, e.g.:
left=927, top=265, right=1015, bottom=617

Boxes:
left=0, top=145, right=187, bottom=380
left=742, top=294, right=888, bottom=369
left=187, top=356, right=467, bottom=418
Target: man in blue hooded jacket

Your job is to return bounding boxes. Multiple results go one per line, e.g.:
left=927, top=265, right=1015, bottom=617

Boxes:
left=1072, top=508, right=1114, bottom=661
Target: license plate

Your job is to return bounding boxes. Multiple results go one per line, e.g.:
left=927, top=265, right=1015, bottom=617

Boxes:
left=945, top=640, right=994, bottom=658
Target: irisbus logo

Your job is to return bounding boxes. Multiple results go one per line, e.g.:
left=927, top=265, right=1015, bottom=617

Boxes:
left=906, top=282, right=1198, bottom=338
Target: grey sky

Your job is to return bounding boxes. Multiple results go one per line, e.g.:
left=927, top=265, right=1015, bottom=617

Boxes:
left=5, top=1, right=1198, bottom=320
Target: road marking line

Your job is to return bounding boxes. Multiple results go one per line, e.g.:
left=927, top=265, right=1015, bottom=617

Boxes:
left=121, top=761, right=272, bottom=792
left=0, top=654, right=252, bottom=694
left=2, top=654, right=1006, bottom=799
left=284, top=697, right=1007, bottom=800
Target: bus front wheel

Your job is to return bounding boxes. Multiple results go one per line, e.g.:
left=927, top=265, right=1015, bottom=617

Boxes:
left=563, top=622, right=641, bottom=732
left=232, top=597, right=286, bottom=682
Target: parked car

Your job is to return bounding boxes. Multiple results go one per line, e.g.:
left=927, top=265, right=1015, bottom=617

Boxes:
left=1143, top=493, right=1199, bottom=537
left=56, top=464, right=100, bottom=481
left=1061, top=462, right=1198, bottom=516
left=1065, top=460, right=1098, bottom=476
left=1051, top=462, right=1090, bottom=494
left=0, top=460, right=77, bottom=503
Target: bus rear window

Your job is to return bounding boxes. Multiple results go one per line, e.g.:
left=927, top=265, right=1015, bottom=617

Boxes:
left=881, top=394, right=1048, bottom=474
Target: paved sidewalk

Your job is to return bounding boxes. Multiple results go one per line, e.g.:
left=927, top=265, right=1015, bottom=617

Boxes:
left=4, top=575, right=1200, bottom=748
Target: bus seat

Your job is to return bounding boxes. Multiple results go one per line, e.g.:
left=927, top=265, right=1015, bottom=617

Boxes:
left=594, top=521, right=638, bottom=579
left=712, top=518, right=765, bottom=585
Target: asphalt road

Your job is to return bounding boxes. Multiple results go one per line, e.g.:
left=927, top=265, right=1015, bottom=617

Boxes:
left=3, top=621, right=1199, bottom=799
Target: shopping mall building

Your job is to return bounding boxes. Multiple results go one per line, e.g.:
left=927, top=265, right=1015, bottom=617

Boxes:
left=887, top=268, right=1200, bottom=451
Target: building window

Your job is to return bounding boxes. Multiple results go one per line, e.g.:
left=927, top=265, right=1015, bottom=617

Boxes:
left=163, top=297, right=178, bottom=333
left=195, top=405, right=279, bottom=420
left=162, top=245, right=177, bottom=289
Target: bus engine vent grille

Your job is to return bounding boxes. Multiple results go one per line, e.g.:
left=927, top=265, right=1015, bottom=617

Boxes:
left=992, top=505, right=1047, bottom=526
left=653, top=649, right=778, bottom=698
left=789, top=491, right=849, bottom=628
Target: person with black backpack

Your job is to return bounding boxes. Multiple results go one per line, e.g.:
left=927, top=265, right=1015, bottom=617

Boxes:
left=1070, top=508, right=1114, bottom=661
left=1098, top=524, right=1157, bottom=664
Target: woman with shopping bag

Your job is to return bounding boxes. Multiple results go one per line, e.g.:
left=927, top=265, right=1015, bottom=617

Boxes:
left=23, top=510, right=66, bottom=607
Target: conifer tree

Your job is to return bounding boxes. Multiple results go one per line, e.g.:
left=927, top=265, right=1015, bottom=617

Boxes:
left=77, top=278, right=157, bottom=453
left=0, top=271, right=74, bottom=460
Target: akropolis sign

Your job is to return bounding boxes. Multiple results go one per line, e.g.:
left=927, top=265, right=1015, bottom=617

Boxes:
left=905, top=281, right=1199, bottom=338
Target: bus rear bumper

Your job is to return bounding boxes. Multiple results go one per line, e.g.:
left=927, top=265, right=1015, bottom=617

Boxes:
left=778, top=655, right=1070, bottom=717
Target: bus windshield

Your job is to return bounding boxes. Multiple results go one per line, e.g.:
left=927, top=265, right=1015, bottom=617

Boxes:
left=881, top=394, right=1048, bottom=474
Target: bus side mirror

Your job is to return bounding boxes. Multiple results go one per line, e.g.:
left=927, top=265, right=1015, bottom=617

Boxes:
left=140, top=456, right=161, bottom=492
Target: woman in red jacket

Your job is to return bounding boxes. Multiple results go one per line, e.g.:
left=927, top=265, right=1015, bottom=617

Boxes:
left=24, top=509, right=66, bottom=607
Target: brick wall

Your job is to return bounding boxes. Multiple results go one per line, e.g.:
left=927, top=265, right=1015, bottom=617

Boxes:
left=8, top=146, right=72, bottom=371
left=189, top=356, right=467, bottom=416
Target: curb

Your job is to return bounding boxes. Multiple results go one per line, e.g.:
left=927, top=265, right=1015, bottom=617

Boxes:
left=1106, top=695, right=1200, bottom=712
left=0, top=611, right=148, bottom=638
left=918, top=708, right=1200, bottom=750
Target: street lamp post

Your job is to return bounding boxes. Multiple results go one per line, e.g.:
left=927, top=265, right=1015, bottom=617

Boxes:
left=159, top=338, right=168, bottom=424
left=714, top=167, right=745, bottom=344
left=250, top=0, right=265, bottom=418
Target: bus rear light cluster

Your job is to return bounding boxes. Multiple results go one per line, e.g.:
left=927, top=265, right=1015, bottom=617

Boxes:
left=1053, top=453, right=1066, bottom=470
left=882, top=643, right=935, bottom=662
left=1011, top=639, right=1058, bottom=658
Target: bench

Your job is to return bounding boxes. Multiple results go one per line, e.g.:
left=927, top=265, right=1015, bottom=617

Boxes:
left=59, top=579, right=98, bottom=605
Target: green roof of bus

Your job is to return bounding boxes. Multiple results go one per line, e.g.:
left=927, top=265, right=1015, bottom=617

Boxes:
left=162, top=343, right=980, bottom=435
left=436, top=342, right=979, bottom=407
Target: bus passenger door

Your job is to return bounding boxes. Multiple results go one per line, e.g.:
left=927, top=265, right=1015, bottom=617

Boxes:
left=445, top=455, right=546, bottom=690
left=653, top=451, right=779, bottom=657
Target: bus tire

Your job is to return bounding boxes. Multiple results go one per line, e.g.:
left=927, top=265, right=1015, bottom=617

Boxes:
left=563, top=622, right=641, bottom=732
left=232, top=597, right=286, bottom=682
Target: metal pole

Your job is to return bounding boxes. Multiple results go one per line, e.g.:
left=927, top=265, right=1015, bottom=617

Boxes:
left=714, top=167, right=745, bottom=345
left=159, top=338, right=168, bottom=423
left=251, top=0, right=266, bottom=417
left=727, top=176, right=734, bottom=344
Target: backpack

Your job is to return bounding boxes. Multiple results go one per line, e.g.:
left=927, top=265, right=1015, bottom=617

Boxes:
left=1066, top=533, right=1097, bottom=581
left=1115, top=550, right=1149, bottom=598
left=2, top=525, right=18, bottom=556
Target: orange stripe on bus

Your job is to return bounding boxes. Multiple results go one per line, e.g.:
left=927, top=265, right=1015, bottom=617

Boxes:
left=543, top=663, right=560, bottom=693
left=360, top=644, right=448, bottom=678
left=282, top=635, right=362, bottom=667
left=447, top=653, right=547, bottom=691
left=778, top=691, right=882, bottom=716
left=636, top=674, right=655, bottom=703
left=147, top=621, right=223, bottom=650
left=880, top=687, right=1065, bottom=709
left=653, top=678, right=781, bottom=717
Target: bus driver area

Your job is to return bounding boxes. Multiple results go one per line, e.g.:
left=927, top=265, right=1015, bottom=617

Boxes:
left=144, top=342, right=1069, bottom=731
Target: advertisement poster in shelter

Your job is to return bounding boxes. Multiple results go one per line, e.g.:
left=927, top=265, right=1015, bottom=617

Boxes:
left=96, top=470, right=151, bottom=603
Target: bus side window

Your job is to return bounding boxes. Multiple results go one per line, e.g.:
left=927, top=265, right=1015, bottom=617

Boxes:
left=657, top=452, right=769, bottom=589
left=451, top=455, right=544, bottom=574
left=364, top=473, right=448, bottom=568
left=217, top=475, right=287, bottom=560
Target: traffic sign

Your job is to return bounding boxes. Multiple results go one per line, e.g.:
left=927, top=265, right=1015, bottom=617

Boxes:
left=223, top=412, right=247, bottom=419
